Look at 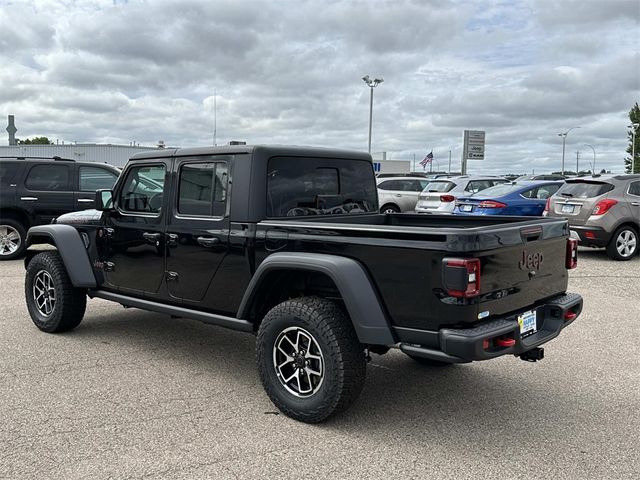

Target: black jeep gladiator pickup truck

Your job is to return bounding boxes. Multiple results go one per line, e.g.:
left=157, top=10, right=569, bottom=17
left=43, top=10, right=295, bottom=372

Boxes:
left=24, top=145, right=582, bottom=423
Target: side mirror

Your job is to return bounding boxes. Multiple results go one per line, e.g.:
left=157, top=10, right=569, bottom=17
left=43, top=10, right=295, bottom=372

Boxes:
left=95, top=189, right=114, bottom=211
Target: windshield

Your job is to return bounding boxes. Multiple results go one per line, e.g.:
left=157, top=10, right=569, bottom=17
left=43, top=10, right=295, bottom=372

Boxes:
left=558, top=181, right=614, bottom=199
left=471, top=183, right=521, bottom=197
left=423, top=181, right=455, bottom=193
left=267, top=157, right=378, bottom=217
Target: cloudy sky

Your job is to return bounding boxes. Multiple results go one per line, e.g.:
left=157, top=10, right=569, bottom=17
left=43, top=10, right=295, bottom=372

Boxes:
left=1, top=0, right=638, bottom=174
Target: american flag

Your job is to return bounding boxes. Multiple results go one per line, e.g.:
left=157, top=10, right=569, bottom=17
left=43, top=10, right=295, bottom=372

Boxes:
left=419, top=151, right=433, bottom=168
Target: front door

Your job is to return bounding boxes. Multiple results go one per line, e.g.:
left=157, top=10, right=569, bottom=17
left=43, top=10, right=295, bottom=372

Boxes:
left=102, top=161, right=170, bottom=297
left=165, top=157, right=231, bottom=307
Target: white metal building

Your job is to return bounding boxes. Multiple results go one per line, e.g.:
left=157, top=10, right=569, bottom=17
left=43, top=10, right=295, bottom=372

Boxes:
left=0, top=144, right=164, bottom=168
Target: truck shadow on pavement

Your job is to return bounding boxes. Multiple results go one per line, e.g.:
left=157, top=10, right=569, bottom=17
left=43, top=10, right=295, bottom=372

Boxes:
left=68, top=305, right=596, bottom=449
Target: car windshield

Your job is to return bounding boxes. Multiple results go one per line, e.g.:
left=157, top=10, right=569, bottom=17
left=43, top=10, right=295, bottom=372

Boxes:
left=423, top=181, right=455, bottom=193
left=558, top=181, right=614, bottom=198
left=471, top=183, right=521, bottom=197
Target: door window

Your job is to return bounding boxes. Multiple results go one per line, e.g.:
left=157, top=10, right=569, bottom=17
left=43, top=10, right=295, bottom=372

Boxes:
left=119, top=164, right=166, bottom=214
left=79, top=166, right=118, bottom=191
left=25, top=164, right=70, bottom=191
left=177, top=162, right=229, bottom=217
left=628, top=181, right=640, bottom=197
left=466, top=180, right=492, bottom=193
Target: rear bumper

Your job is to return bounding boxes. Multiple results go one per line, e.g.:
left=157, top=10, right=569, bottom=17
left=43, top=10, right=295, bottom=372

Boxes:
left=570, top=225, right=611, bottom=247
left=399, top=292, right=583, bottom=363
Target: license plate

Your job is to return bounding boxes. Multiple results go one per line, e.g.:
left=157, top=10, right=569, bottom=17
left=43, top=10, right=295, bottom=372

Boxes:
left=461, top=204, right=473, bottom=212
left=561, top=204, right=575, bottom=214
left=518, top=310, right=537, bottom=338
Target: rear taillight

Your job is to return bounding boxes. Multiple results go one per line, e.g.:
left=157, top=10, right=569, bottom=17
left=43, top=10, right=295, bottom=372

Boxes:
left=543, top=198, right=551, bottom=216
left=566, top=238, right=578, bottom=269
left=443, top=258, right=481, bottom=298
left=440, top=194, right=455, bottom=203
left=592, top=199, right=617, bottom=215
left=478, top=200, right=507, bottom=209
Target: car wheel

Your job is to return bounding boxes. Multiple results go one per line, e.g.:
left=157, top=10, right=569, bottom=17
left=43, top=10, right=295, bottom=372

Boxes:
left=25, top=252, right=87, bottom=333
left=380, top=204, right=400, bottom=214
left=405, top=354, right=454, bottom=367
left=0, top=218, right=27, bottom=260
left=606, top=226, right=638, bottom=261
left=256, top=297, right=366, bottom=423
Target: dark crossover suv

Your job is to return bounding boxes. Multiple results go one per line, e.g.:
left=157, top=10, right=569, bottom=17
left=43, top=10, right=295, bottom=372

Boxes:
left=0, top=157, right=120, bottom=260
left=545, top=175, right=640, bottom=260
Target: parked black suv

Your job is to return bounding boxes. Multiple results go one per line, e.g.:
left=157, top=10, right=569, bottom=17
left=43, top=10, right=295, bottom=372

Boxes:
left=23, top=145, right=582, bottom=423
left=0, top=157, right=119, bottom=260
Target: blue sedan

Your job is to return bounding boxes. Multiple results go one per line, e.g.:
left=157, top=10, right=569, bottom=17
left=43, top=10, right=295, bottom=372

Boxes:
left=454, top=181, right=563, bottom=216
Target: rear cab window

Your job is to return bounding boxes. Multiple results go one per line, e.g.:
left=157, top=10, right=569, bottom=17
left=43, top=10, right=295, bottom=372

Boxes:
left=557, top=181, right=614, bottom=199
left=267, top=157, right=377, bottom=216
left=177, top=161, right=228, bottom=217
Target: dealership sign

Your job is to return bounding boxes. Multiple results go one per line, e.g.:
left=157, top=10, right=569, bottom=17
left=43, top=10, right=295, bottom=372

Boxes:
left=463, top=130, right=485, bottom=161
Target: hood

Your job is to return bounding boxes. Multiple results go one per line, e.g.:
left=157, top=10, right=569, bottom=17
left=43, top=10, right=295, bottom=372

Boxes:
left=55, top=209, right=104, bottom=226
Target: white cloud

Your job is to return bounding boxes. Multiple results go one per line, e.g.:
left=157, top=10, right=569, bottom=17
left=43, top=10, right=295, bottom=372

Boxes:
left=0, top=0, right=638, bottom=174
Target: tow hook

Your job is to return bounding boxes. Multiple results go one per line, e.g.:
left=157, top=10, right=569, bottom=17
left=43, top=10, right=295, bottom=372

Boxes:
left=519, top=347, right=544, bottom=362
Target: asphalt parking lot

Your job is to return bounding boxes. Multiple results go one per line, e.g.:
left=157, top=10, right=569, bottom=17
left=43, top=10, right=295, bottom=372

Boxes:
left=1, top=249, right=639, bottom=479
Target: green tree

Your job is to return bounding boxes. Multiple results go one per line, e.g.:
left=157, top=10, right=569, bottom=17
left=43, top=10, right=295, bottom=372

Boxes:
left=18, top=136, right=52, bottom=145
left=624, top=102, right=640, bottom=173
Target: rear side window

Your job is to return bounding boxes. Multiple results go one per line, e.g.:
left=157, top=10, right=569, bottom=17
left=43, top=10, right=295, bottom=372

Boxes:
left=177, top=162, right=228, bottom=217
left=0, top=162, right=20, bottom=184
left=267, top=157, right=377, bottom=216
left=557, top=181, right=614, bottom=199
left=119, top=164, right=166, bottom=214
left=424, top=181, right=455, bottom=193
left=25, top=164, right=70, bottom=191
left=628, top=181, right=640, bottom=196
left=377, top=180, right=399, bottom=190
left=466, top=180, right=493, bottom=193
left=79, top=166, right=118, bottom=191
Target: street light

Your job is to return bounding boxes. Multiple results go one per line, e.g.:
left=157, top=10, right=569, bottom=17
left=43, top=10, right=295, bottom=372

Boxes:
left=584, top=144, right=596, bottom=173
left=362, top=75, right=384, bottom=154
left=558, top=126, right=580, bottom=175
left=629, top=123, right=639, bottom=174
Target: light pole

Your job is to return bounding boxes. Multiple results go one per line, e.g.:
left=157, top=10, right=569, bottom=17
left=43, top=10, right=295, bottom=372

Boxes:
left=362, top=75, right=383, bottom=154
left=584, top=144, right=596, bottom=173
left=558, top=126, right=580, bottom=175
left=629, top=123, right=639, bottom=174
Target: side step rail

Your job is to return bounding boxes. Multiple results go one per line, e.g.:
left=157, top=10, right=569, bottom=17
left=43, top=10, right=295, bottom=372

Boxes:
left=399, top=343, right=469, bottom=364
left=88, top=290, right=254, bottom=333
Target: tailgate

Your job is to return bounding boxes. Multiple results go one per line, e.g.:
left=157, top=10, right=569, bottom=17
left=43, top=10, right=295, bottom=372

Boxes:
left=476, top=227, right=569, bottom=319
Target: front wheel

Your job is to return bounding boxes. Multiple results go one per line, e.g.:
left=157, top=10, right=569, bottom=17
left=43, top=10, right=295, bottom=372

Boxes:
left=256, top=297, right=366, bottom=423
left=25, top=252, right=87, bottom=332
left=606, top=226, right=638, bottom=261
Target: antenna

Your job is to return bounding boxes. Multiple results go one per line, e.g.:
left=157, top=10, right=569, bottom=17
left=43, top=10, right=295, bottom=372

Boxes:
left=213, top=89, right=217, bottom=146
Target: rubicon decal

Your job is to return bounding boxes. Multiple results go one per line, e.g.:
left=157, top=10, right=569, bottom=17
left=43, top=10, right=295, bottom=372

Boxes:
left=519, top=250, right=543, bottom=271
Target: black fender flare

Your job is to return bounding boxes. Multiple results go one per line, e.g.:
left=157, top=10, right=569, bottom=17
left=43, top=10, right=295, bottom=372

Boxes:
left=237, top=252, right=396, bottom=345
left=25, top=225, right=97, bottom=288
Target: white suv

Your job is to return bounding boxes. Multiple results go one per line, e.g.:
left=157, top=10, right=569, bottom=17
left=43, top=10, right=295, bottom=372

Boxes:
left=377, top=177, right=430, bottom=213
left=415, top=176, right=507, bottom=214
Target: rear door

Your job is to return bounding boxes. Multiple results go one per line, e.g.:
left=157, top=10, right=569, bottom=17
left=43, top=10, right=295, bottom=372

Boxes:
left=165, top=156, right=231, bottom=307
left=21, top=162, right=74, bottom=225
left=397, top=179, right=429, bottom=211
left=75, top=165, right=119, bottom=209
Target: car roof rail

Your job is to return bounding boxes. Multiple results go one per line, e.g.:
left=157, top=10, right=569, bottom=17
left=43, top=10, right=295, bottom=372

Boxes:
left=0, top=155, right=75, bottom=162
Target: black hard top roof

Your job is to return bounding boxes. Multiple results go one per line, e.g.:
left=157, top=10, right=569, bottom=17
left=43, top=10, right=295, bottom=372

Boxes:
left=128, top=144, right=372, bottom=162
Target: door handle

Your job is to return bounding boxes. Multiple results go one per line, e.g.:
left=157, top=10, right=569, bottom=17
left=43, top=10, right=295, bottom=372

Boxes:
left=394, top=194, right=403, bottom=197
left=632, top=202, right=640, bottom=206
left=167, top=233, right=178, bottom=247
left=78, top=198, right=93, bottom=203
left=197, top=236, right=220, bottom=247
left=20, top=197, right=38, bottom=201
left=142, top=232, right=161, bottom=243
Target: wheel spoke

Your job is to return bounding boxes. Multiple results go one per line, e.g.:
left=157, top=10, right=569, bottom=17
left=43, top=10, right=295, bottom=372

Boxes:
left=0, top=227, right=6, bottom=236
left=277, top=355, right=294, bottom=369
left=7, top=231, right=19, bottom=241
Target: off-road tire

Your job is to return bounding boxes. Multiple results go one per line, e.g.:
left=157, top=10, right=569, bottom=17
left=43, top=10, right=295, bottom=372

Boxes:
left=0, top=218, right=27, bottom=261
left=25, top=252, right=87, bottom=333
left=606, top=226, right=638, bottom=261
left=405, top=354, right=454, bottom=367
left=256, top=297, right=366, bottom=423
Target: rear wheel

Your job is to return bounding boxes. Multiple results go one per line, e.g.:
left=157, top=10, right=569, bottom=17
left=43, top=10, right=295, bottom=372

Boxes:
left=25, top=252, right=86, bottom=332
left=606, top=226, right=638, bottom=261
left=256, top=297, right=366, bottom=423
left=0, top=219, right=27, bottom=260
left=380, top=204, right=400, bottom=214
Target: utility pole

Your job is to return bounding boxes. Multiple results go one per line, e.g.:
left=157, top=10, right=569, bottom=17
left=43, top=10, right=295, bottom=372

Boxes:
left=576, top=150, right=580, bottom=174
left=362, top=76, right=383, bottom=154
left=630, top=123, right=639, bottom=174
left=558, top=127, right=580, bottom=175
left=448, top=150, right=452, bottom=174
left=213, top=89, right=217, bottom=146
